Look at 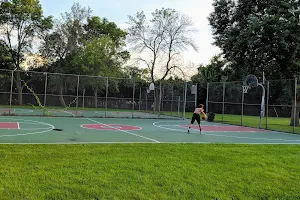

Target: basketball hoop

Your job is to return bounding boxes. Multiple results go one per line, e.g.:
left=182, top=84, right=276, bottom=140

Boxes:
left=242, top=85, right=251, bottom=93
left=190, top=85, right=197, bottom=94
left=149, top=82, right=155, bottom=91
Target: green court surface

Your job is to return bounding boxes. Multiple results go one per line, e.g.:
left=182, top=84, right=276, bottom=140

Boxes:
left=1, top=115, right=300, bottom=144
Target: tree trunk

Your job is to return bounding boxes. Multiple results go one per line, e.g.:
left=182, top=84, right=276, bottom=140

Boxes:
left=15, top=71, right=23, bottom=105
left=94, top=87, right=98, bottom=108
left=290, top=99, right=300, bottom=126
left=59, top=82, right=66, bottom=107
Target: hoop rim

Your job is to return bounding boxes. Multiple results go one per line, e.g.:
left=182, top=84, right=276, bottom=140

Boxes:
left=242, top=85, right=251, bottom=93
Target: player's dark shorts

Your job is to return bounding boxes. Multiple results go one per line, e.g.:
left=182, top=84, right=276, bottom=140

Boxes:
left=191, top=113, right=200, bottom=124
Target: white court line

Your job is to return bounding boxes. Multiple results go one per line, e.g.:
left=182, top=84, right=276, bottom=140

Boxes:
left=160, top=125, right=267, bottom=133
left=153, top=121, right=300, bottom=142
left=0, top=118, right=54, bottom=138
left=62, top=110, right=75, bottom=117
left=15, top=109, right=34, bottom=113
left=86, top=118, right=159, bottom=143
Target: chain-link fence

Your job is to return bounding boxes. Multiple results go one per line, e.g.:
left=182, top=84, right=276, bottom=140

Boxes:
left=0, top=69, right=197, bottom=119
left=207, top=79, right=300, bottom=134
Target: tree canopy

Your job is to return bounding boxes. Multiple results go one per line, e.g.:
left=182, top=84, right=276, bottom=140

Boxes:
left=208, top=0, right=300, bottom=80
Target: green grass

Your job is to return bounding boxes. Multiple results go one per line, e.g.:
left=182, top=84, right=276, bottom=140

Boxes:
left=0, top=144, right=299, bottom=199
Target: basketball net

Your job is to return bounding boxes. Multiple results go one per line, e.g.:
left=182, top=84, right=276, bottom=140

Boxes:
left=242, top=85, right=251, bottom=93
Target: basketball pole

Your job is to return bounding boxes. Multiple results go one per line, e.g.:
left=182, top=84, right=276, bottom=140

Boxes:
left=258, top=71, right=266, bottom=129
left=243, top=74, right=266, bottom=129
left=206, top=82, right=209, bottom=114
left=258, top=82, right=266, bottom=129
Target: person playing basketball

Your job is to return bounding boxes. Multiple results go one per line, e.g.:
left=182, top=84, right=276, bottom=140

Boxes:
left=188, top=104, right=206, bottom=134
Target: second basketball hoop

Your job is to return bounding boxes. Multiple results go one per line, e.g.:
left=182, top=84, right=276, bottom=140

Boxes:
left=149, top=82, right=155, bottom=91
left=242, top=74, right=258, bottom=93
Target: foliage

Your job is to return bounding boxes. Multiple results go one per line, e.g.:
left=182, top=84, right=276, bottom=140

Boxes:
left=209, top=0, right=300, bottom=126
left=191, top=55, right=229, bottom=83
left=0, top=0, right=53, bottom=105
left=84, top=16, right=127, bottom=48
left=0, top=39, right=15, bottom=69
left=191, top=55, right=230, bottom=105
left=0, top=0, right=53, bottom=69
left=209, top=0, right=300, bottom=80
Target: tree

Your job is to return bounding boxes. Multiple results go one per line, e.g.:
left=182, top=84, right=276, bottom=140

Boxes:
left=79, top=36, right=125, bottom=107
left=0, top=39, right=15, bottom=69
left=40, top=3, right=91, bottom=107
left=209, top=0, right=300, bottom=126
left=84, top=16, right=127, bottom=48
left=0, top=0, right=53, bottom=105
left=127, top=8, right=198, bottom=111
left=79, top=16, right=131, bottom=108
left=191, top=55, right=229, bottom=83
left=191, top=55, right=230, bottom=106
left=127, top=8, right=198, bottom=83
left=123, top=66, right=149, bottom=81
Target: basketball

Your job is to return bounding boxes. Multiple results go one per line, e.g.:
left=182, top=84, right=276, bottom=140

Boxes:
left=202, top=115, right=207, bottom=120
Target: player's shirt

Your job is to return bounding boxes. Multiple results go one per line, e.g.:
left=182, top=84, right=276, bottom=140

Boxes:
left=194, top=108, right=203, bottom=115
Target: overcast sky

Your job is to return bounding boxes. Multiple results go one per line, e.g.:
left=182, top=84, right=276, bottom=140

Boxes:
left=40, top=0, right=221, bottom=69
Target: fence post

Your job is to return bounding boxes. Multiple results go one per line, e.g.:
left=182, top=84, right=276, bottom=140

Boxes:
left=206, top=82, right=209, bottom=113
left=105, top=77, right=108, bottom=118
left=159, top=82, right=162, bottom=113
left=43, top=72, right=48, bottom=116
left=266, top=81, right=269, bottom=129
left=82, top=88, right=85, bottom=113
left=9, top=70, right=14, bottom=115
left=294, top=78, right=297, bottom=134
left=195, top=83, right=198, bottom=108
left=178, top=96, right=180, bottom=116
left=145, top=88, right=148, bottom=112
left=183, top=82, right=187, bottom=119
left=132, top=79, right=135, bottom=118
left=171, top=85, right=174, bottom=116
left=161, top=84, right=164, bottom=113
left=222, top=82, right=226, bottom=123
left=75, top=75, right=80, bottom=117
left=241, top=88, right=245, bottom=126
left=139, top=87, right=141, bottom=111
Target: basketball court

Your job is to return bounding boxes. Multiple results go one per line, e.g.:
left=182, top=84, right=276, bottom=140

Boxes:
left=0, top=115, right=300, bottom=144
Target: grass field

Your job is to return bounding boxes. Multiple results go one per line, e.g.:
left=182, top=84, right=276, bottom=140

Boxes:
left=0, top=144, right=299, bottom=199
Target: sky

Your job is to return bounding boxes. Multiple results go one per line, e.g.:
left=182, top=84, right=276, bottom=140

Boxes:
left=39, top=0, right=221, bottom=72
